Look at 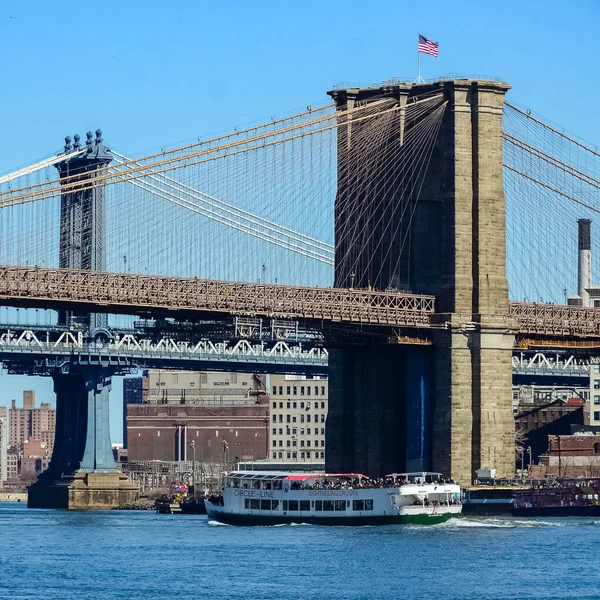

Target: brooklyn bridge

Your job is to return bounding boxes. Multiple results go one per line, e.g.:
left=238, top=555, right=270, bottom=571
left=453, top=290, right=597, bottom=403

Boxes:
left=1, top=76, right=599, bottom=508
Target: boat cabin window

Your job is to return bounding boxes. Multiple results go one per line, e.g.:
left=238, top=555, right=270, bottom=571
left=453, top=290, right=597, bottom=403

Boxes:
left=288, top=500, right=299, bottom=511
left=335, top=500, right=345, bottom=511
left=246, top=499, right=280, bottom=510
left=323, top=501, right=334, bottom=511
left=353, top=499, right=365, bottom=511
left=315, top=501, right=322, bottom=511
left=300, top=501, right=310, bottom=511
left=250, top=480, right=261, bottom=490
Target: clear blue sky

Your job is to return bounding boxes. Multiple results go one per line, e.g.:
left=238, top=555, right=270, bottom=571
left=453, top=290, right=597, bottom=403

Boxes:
left=0, top=0, right=599, bottom=442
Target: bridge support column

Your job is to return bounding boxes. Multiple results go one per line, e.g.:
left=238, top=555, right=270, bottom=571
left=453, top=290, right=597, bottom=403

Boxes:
left=28, top=368, right=138, bottom=510
left=328, top=78, right=516, bottom=484
left=326, top=345, right=432, bottom=477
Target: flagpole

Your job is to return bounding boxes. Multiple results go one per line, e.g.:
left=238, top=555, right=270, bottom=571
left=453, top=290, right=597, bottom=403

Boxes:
left=417, top=33, right=421, bottom=83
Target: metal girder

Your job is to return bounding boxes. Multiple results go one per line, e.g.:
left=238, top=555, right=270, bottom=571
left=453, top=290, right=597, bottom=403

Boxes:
left=0, top=265, right=435, bottom=327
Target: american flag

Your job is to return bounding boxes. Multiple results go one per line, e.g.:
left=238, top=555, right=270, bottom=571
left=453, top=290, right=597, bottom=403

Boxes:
left=418, top=34, right=438, bottom=57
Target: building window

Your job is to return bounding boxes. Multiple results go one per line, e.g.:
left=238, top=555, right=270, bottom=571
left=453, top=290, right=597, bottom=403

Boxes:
left=300, top=440, right=305, bottom=447
left=301, top=402, right=304, bottom=409
left=272, top=452, right=277, bottom=459
left=306, top=387, right=311, bottom=396
left=278, top=452, right=283, bottom=458
left=292, top=452, right=297, bottom=459
left=279, top=441, right=283, bottom=447
left=279, top=386, right=283, bottom=395
left=307, top=428, right=311, bottom=435
left=321, top=401, right=325, bottom=409
left=321, top=428, right=325, bottom=435
left=595, top=412, right=600, bottom=421
left=307, top=415, right=311, bottom=423
left=301, top=415, right=305, bottom=423
left=301, top=386, right=305, bottom=396
left=287, top=415, right=291, bottom=423
left=278, top=415, right=283, bottom=423
left=272, top=386, right=277, bottom=395
left=287, top=402, right=291, bottom=409
left=272, top=428, right=276, bottom=435
left=287, top=386, right=291, bottom=395
left=279, top=402, right=283, bottom=409
left=272, top=402, right=276, bottom=408
left=300, top=452, right=305, bottom=459
left=321, top=440, right=325, bottom=447
left=306, top=451, right=311, bottom=459
left=320, top=452, right=325, bottom=459
left=292, top=440, right=297, bottom=447
left=594, top=396, right=600, bottom=405
left=321, top=386, right=325, bottom=396
left=287, top=440, right=291, bottom=447
left=287, top=452, right=291, bottom=459
left=293, top=402, right=297, bottom=409
left=292, top=416, right=296, bottom=423
left=306, top=440, right=311, bottom=447
left=594, top=381, right=600, bottom=390
left=292, top=428, right=297, bottom=435
left=279, top=428, right=283, bottom=435
left=293, top=386, right=297, bottom=395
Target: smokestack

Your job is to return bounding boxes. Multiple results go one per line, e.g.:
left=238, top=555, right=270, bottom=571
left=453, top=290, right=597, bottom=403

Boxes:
left=578, top=218, right=592, bottom=307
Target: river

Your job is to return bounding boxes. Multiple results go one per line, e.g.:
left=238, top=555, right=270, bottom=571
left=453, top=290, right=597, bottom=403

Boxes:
left=0, top=502, right=598, bottom=600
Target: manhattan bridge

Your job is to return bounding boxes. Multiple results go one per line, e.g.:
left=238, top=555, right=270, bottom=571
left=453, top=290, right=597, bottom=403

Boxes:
left=1, top=75, right=599, bottom=507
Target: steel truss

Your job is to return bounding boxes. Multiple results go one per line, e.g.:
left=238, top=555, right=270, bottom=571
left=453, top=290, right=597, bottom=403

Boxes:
left=0, top=324, right=328, bottom=376
left=0, top=265, right=435, bottom=327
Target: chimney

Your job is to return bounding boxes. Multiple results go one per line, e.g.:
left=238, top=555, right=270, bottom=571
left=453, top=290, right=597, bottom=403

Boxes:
left=578, top=218, right=592, bottom=307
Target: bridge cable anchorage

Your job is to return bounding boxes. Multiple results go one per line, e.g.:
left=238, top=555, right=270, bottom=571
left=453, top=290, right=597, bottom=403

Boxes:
left=0, top=97, right=431, bottom=207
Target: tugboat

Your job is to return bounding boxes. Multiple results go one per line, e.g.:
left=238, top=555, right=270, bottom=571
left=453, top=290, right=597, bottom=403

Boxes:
left=205, top=471, right=461, bottom=526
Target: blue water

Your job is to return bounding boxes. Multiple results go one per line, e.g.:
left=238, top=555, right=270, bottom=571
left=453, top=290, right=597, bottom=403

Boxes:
left=1, top=503, right=599, bottom=600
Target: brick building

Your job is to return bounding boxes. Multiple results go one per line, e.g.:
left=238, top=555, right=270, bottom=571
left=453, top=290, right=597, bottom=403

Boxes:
left=0, top=407, right=7, bottom=489
left=127, top=402, right=269, bottom=463
left=8, top=391, right=55, bottom=451
left=125, top=370, right=269, bottom=463
left=541, top=434, right=600, bottom=478
left=515, top=399, right=587, bottom=465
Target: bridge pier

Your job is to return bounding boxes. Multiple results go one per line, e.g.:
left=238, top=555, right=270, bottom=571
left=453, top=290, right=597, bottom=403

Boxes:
left=326, top=345, right=433, bottom=477
left=327, top=78, right=516, bottom=484
left=28, top=368, right=138, bottom=509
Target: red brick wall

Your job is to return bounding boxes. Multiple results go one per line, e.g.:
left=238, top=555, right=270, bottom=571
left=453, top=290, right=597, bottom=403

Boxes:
left=127, top=402, right=269, bottom=462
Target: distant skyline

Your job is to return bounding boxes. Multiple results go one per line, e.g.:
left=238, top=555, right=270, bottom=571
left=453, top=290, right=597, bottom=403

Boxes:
left=1, top=0, right=599, bottom=442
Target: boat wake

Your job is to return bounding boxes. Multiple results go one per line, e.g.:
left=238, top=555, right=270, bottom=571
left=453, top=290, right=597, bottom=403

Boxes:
left=427, top=517, right=565, bottom=529
left=207, top=520, right=232, bottom=527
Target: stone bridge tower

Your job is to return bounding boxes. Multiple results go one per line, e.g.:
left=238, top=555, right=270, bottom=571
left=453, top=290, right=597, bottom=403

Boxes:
left=326, top=79, right=516, bottom=484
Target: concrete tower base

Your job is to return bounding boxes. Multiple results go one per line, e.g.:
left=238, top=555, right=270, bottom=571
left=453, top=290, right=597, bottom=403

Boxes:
left=28, top=472, right=138, bottom=510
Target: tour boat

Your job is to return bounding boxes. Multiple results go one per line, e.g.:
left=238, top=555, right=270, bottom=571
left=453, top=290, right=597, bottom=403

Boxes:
left=205, top=471, right=462, bottom=525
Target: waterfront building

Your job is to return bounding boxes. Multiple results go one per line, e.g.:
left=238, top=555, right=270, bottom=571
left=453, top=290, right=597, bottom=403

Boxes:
left=589, top=365, right=600, bottom=426
left=0, top=407, right=7, bottom=489
left=268, top=374, right=328, bottom=463
left=125, top=370, right=269, bottom=464
left=540, top=434, right=600, bottom=478
left=515, top=399, right=587, bottom=466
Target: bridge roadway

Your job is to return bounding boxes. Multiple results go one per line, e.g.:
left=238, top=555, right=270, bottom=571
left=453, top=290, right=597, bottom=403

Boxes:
left=1, top=266, right=600, bottom=339
left=0, top=324, right=328, bottom=375
left=0, top=322, right=595, bottom=382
